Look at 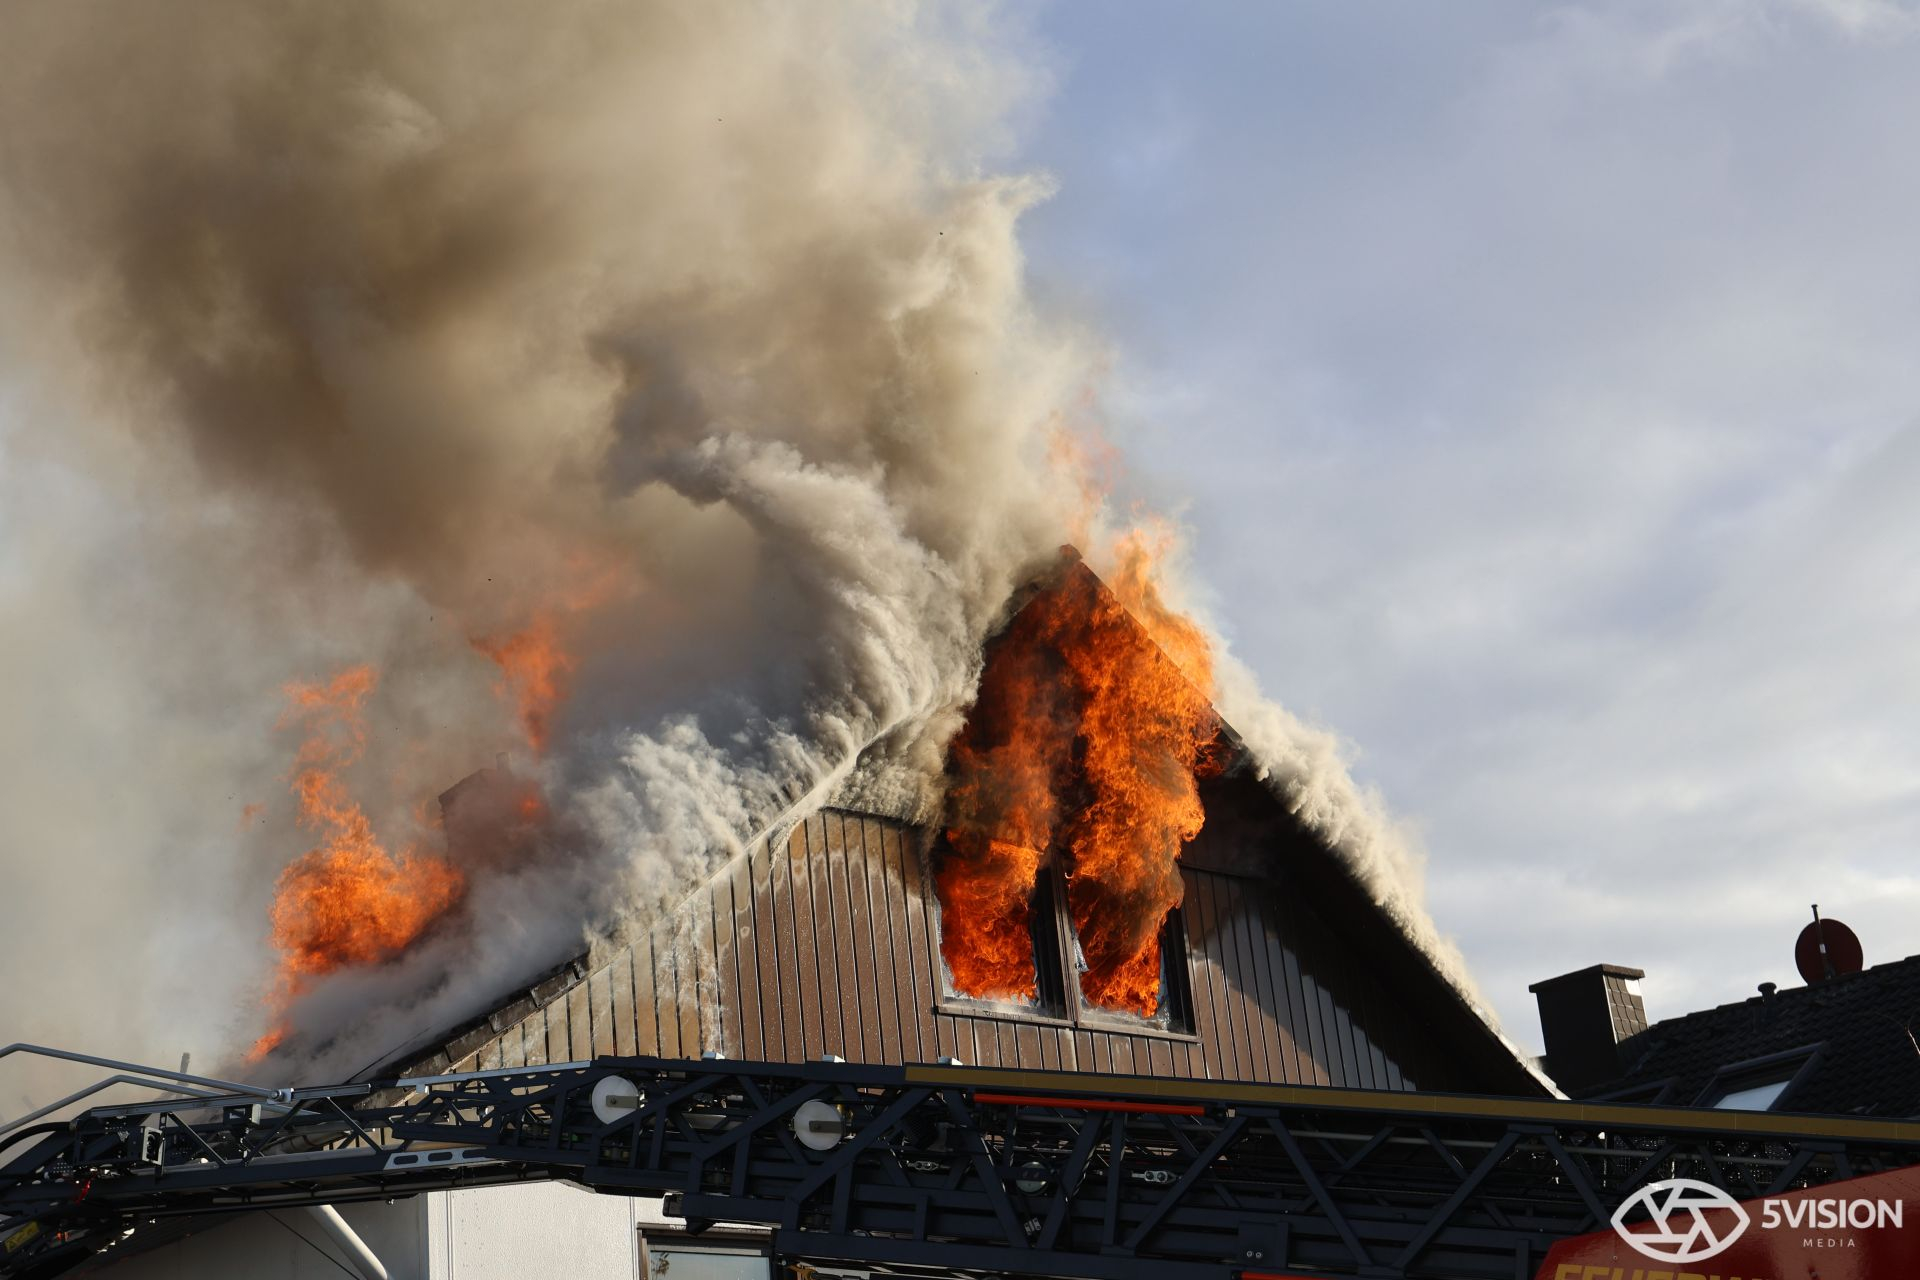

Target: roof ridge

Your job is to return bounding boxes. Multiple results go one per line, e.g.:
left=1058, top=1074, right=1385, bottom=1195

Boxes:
left=1641, top=949, right=1920, bottom=1037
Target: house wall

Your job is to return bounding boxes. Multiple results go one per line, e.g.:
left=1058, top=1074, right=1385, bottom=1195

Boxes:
left=445, top=808, right=1480, bottom=1092
left=426, top=1183, right=641, bottom=1280
left=97, top=1185, right=770, bottom=1280
left=93, top=1196, right=424, bottom=1279
left=95, top=801, right=1510, bottom=1278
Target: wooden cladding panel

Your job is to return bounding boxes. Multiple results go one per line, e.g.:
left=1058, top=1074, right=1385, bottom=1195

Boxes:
left=1201, top=873, right=1257, bottom=1080
left=1248, top=893, right=1301, bottom=1084
left=1203, top=872, right=1251, bottom=1080
left=853, top=819, right=903, bottom=1065
left=444, top=808, right=1481, bottom=1095
left=544, top=995, right=570, bottom=1065
left=1232, top=882, right=1282, bottom=1084
left=628, top=942, right=658, bottom=1058
left=522, top=1010, right=548, bottom=1067
left=714, top=861, right=748, bottom=1060
left=565, top=977, right=592, bottom=1062
left=1274, top=891, right=1332, bottom=1086
left=747, top=844, right=785, bottom=1061
left=869, top=821, right=916, bottom=1062
left=893, top=822, right=943, bottom=1063
left=1015, top=1023, right=1041, bottom=1070
left=692, top=876, right=723, bottom=1055
left=498, top=1022, right=524, bottom=1070
left=776, top=826, right=819, bottom=1062
left=587, top=967, right=615, bottom=1058
left=823, top=814, right=873, bottom=1063
left=724, top=856, right=762, bottom=1061
left=654, top=917, right=686, bottom=1059
left=609, top=960, right=634, bottom=1058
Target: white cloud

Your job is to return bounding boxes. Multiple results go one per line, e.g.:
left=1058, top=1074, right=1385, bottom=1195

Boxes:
left=1022, top=1, right=1920, bottom=1044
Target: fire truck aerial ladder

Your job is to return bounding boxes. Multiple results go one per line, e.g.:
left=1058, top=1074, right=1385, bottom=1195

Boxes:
left=4, top=1046, right=1919, bottom=1280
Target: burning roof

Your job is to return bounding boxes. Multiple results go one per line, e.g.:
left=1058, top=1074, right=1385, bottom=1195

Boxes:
left=320, top=551, right=1546, bottom=1099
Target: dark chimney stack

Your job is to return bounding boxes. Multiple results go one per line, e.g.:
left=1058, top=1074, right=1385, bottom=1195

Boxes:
left=1528, top=964, right=1648, bottom=1093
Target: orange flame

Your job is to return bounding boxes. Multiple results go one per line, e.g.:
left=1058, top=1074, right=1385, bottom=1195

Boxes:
left=1107, top=523, right=1214, bottom=697
left=940, top=540, right=1217, bottom=1016
left=1048, top=420, right=1121, bottom=552
left=472, top=612, right=576, bottom=751
left=938, top=600, right=1077, bottom=1001
left=935, top=838, right=1046, bottom=1001
left=251, top=665, right=465, bottom=1057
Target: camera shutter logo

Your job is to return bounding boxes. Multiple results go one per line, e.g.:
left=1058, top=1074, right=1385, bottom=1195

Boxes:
left=1610, top=1178, right=1751, bottom=1263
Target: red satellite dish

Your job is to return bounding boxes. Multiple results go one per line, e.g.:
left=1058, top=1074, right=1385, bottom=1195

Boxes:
left=1795, top=906, right=1863, bottom=985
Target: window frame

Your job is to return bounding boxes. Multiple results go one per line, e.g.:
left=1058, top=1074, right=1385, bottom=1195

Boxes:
left=1587, top=1077, right=1678, bottom=1106
left=923, top=838, right=1073, bottom=1025
left=1066, top=888, right=1198, bottom=1037
left=1692, top=1043, right=1824, bottom=1112
left=926, top=836, right=1200, bottom=1041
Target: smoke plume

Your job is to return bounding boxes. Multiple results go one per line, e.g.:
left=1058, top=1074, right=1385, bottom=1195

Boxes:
left=0, top=0, right=1495, bottom=1090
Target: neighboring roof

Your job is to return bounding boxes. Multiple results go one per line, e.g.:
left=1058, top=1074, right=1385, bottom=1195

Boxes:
left=1590, top=953, right=1920, bottom=1116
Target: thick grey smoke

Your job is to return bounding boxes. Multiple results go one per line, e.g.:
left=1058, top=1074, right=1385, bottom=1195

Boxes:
left=0, top=0, right=1500, bottom=1091
left=0, top=0, right=1084, bottom=1083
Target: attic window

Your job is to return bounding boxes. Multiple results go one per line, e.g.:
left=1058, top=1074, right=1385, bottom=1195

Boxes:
left=1071, top=904, right=1194, bottom=1034
left=932, top=841, right=1193, bottom=1034
left=1589, top=1078, right=1676, bottom=1106
left=1709, top=1078, right=1792, bottom=1112
left=933, top=555, right=1215, bottom=1037
left=931, top=836, right=1066, bottom=1017
left=1696, top=1045, right=1821, bottom=1112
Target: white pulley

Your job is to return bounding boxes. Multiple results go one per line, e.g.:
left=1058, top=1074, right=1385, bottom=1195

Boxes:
left=591, top=1075, right=644, bottom=1125
left=792, top=1098, right=845, bottom=1151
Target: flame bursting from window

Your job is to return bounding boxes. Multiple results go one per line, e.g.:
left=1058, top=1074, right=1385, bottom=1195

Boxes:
left=249, top=666, right=465, bottom=1059
left=939, top=535, right=1219, bottom=1016
left=937, top=609, right=1075, bottom=1002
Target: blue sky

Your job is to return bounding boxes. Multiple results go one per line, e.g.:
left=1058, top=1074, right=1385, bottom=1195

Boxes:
left=1011, top=0, right=1920, bottom=1043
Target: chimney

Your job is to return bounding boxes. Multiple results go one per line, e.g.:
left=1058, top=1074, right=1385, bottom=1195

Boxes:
left=1528, top=964, right=1648, bottom=1093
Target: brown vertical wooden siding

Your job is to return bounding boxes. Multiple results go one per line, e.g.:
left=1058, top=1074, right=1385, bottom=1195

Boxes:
left=427, top=807, right=1515, bottom=1094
